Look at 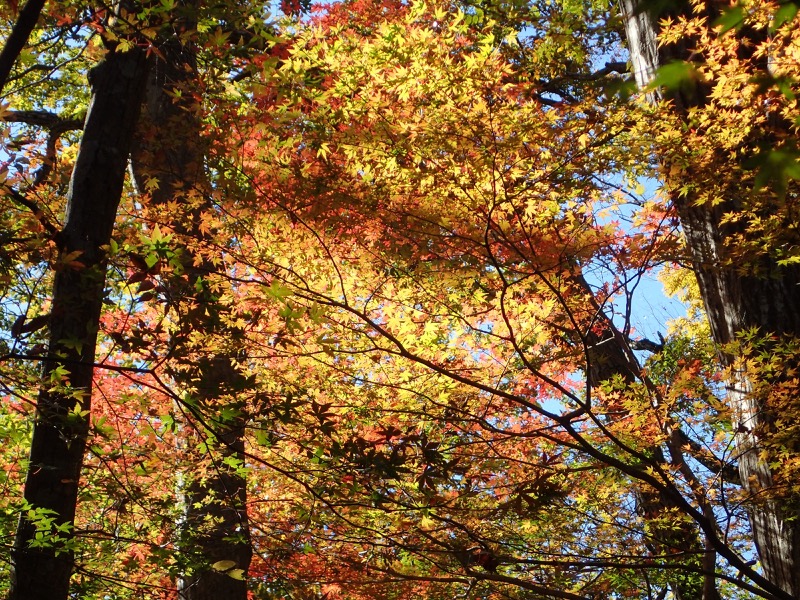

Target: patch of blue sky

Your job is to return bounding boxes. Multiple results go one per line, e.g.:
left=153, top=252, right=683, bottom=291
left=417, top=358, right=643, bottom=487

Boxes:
left=587, top=174, right=689, bottom=344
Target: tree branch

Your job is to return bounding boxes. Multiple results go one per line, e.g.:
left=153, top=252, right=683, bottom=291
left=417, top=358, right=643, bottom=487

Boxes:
left=592, top=61, right=629, bottom=78
left=673, top=427, right=741, bottom=485
left=629, top=336, right=665, bottom=353
left=1, top=109, right=85, bottom=236
left=2, top=109, right=84, bottom=131
left=3, top=186, right=59, bottom=239
left=0, top=0, right=47, bottom=93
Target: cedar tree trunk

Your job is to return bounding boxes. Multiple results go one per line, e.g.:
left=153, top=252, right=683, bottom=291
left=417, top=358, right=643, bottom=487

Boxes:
left=619, top=0, right=800, bottom=596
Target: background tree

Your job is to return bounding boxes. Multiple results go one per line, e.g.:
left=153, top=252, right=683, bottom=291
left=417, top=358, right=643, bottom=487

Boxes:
left=127, top=1, right=265, bottom=594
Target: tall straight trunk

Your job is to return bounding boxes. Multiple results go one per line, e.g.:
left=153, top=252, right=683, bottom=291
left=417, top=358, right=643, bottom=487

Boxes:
left=619, top=1, right=800, bottom=596
left=130, top=14, right=252, bottom=599
left=8, top=46, right=149, bottom=600
left=176, top=359, right=251, bottom=600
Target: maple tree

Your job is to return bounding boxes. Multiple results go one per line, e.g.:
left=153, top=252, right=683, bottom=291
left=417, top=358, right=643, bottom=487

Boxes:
left=231, top=1, right=799, bottom=598
left=1, top=0, right=799, bottom=599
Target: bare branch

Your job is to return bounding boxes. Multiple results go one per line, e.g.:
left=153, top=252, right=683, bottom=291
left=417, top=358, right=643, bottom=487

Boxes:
left=2, top=109, right=84, bottom=131
left=673, top=427, right=741, bottom=485
left=629, top=337, right=665, bottom=353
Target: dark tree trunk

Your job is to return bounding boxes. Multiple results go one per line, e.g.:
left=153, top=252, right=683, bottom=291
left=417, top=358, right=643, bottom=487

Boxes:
left=0, top=0, right=46, bottom=92
left=575, top=273, right=720, bottom=600
left=177, top=361, right=251, bottom=600
left=130, top=15, right=252, bottom=599
left=619, top=1, right=800, bottom=596
left=8, top=46, right=149, bottom=600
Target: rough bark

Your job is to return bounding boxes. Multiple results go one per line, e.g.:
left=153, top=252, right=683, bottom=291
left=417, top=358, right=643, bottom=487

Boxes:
left=619, top=1, right=800, bottom=596
left=8, top=46, right=149, bottom=600
left=130, top=17, right=252, bottom=599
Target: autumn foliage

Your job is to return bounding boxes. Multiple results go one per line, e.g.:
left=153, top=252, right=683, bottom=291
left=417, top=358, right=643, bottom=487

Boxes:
left=1, top=0, right=800, bottom=599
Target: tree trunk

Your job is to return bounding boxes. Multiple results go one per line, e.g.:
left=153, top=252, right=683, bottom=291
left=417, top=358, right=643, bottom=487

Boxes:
left=0, top=0, right=47, bottom=92
left=130, top=17, right=252, bottom=599
left=8, top=45, right=149, bottom=600
left=575, top=273, right=720, bottom=600
left=619, top=1, right=800, bottom=596
left=177, top=361, right=251, bottom=600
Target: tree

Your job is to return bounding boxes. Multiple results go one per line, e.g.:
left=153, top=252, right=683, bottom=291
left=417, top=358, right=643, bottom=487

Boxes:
left=231, top=1, right=792, bottom=597
left=129, top=11, right=254, bottom=597
left=5, top=25, right=149, bottom=600
left=619, top=0, right=800, bottom=596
